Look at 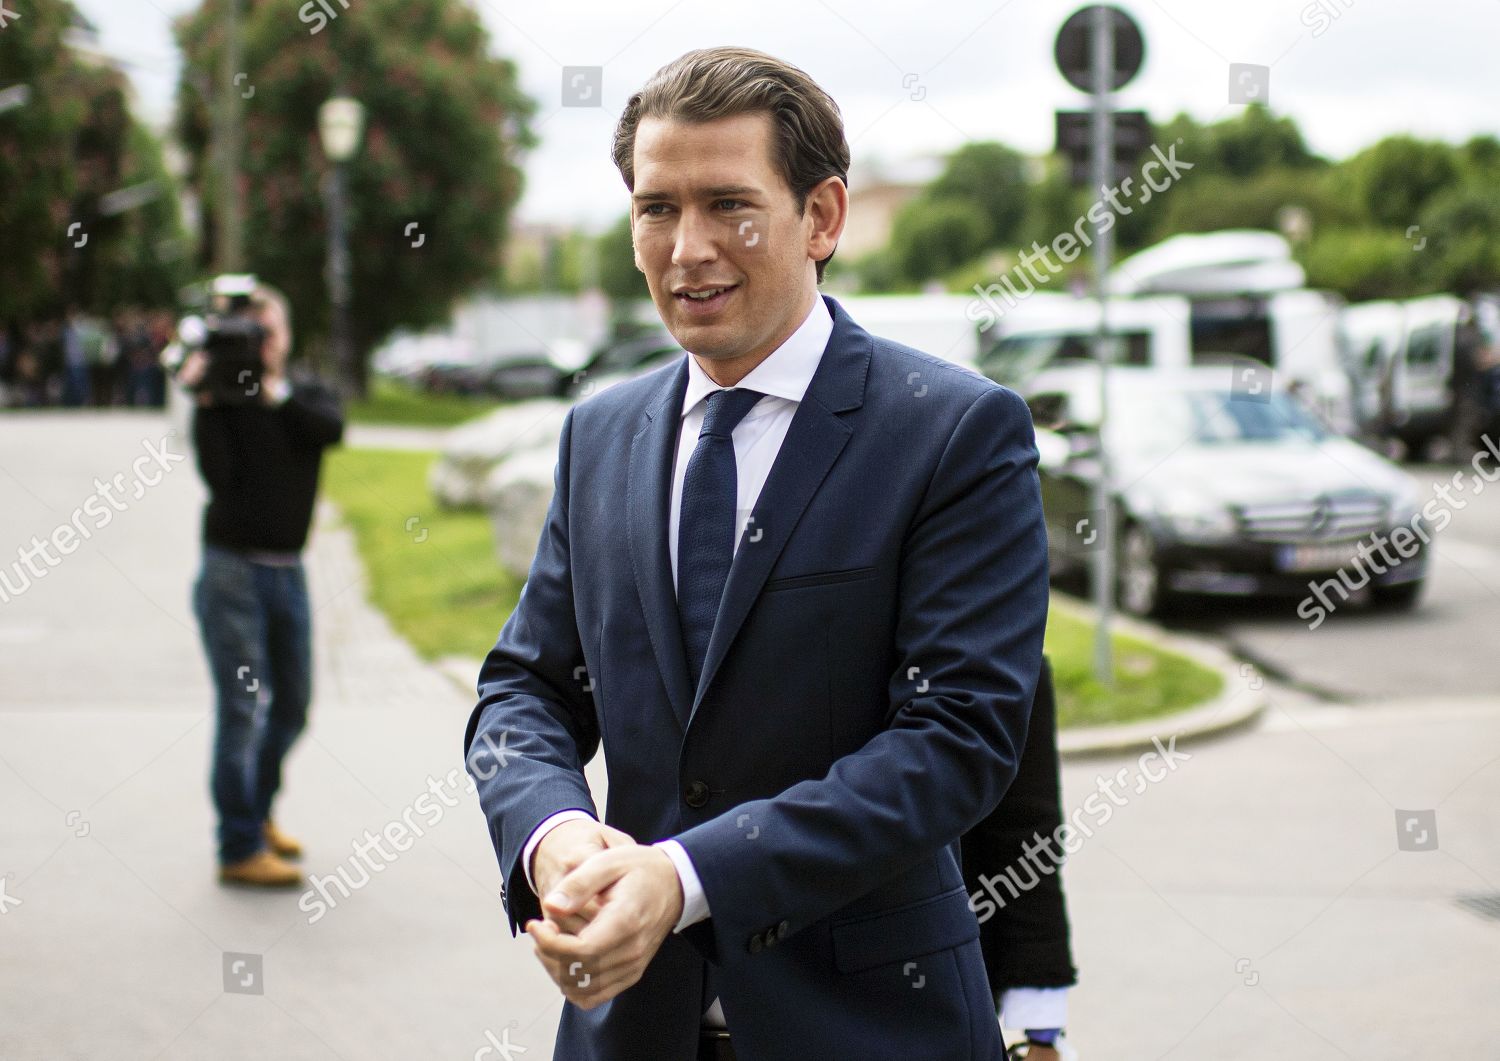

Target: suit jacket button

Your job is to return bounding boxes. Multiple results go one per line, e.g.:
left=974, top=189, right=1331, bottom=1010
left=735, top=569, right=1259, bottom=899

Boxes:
left=747, top=933, right=764, bottom=955
left=684, top=781, right=711, bottom=809
left=775, top=920, right=789, bottom=940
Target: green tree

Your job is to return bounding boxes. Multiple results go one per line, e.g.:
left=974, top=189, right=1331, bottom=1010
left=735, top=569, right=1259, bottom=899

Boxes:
left=889, top=197, right=990, bottom=286
left=1335, top=135, right=1459, bottom=229
left=90, top=122, right=193, bottom=311
left=1016, top=156, right=1086, bottom=251
left=1209, top=106, right=1323, bottom=177
left=1153, top=109, right=1323, bottom=180
left=1460, top=134, right=1500, bottom=179
left=1414, top=184, right=1500, bottom=294
left=597, top=213, right=649, bottom=302
left=174, top=0, right=536, bottom=392
left=1300, top=228, right=1425, bottom=301
left=1155, top=169, right=1357, bottom=241
left=0, top=2, right=185, bottom=324
left=928, top=141, right=1027, bottom=248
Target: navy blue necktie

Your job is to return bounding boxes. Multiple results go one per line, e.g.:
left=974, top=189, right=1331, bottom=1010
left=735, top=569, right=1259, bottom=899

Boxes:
left=677, top=387, right=763, bottom=693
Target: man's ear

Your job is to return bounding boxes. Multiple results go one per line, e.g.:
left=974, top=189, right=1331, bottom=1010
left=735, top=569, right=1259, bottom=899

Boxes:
left=803, top=175, right=848, bottom=266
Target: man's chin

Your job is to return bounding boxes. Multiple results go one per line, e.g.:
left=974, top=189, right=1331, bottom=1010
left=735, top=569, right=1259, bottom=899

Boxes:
left=663, top=322, right=744, bottom=363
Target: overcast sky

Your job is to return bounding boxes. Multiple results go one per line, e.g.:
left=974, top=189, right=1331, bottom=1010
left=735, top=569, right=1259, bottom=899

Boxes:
left=77, top=0, right=1499, bottom=230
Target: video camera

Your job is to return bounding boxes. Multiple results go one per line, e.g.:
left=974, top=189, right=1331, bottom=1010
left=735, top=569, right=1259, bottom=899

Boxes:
left=178, top=275, right=268, bottom=406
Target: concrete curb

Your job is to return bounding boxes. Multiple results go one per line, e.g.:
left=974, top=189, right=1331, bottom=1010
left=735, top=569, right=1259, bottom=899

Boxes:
left=1050, top=594, right=1269, bottom=759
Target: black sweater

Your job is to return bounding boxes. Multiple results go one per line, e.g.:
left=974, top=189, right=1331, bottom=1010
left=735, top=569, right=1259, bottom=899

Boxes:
left=192, top=378, right=345, bottom=553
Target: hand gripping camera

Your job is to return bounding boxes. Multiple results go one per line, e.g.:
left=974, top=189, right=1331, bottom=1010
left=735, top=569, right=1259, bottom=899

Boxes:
left=178, top=275, right=268, bottom=407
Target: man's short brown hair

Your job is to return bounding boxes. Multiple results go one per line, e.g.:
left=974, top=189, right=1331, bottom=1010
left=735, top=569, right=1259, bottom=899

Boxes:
left=250, top=284, right=291, bottom=333
left=611, top=47, right=851, bottom=283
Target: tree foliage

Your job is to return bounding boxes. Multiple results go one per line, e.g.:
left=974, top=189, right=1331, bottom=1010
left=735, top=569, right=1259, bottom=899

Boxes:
left=928, top=141, right=1027, bottom=247
left=889, top=197, right=990, bottom=287
left=173, top=0, right=536, bottom=383
left=0, top=1, right=187, bottom=324
left=597, top=213, right=648, bottom=302
left=854, top=105, right=1500, bottom=301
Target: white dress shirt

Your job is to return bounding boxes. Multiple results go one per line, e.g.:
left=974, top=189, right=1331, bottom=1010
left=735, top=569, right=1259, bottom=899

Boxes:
left=520, top=294, right=1066, bottom=1031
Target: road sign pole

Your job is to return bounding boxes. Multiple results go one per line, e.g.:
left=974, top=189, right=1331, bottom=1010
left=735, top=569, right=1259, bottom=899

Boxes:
left=1089, top=3, right=1116, bottom=686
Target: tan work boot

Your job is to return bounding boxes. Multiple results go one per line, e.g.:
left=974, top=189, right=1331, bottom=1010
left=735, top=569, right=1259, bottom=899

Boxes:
left=263, top=820, right=302, bottom=859
left=220, top=849, right=302, bottom=888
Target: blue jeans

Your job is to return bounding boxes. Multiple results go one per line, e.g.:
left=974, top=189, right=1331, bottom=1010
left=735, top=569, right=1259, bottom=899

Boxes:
left=193, top=546, right=312, bottom=864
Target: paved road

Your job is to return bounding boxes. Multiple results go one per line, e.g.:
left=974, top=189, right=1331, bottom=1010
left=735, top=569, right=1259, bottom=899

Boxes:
left=1172, top=459, right=1500, bottom=702
left=2, top=412, right=1498, bottom=1059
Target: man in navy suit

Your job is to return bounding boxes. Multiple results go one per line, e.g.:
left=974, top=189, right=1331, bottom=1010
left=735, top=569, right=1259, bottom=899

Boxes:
left=465, top=46, right=1049, bottom=1061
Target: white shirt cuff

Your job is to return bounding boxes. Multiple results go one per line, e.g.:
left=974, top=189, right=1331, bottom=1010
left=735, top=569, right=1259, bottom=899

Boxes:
left=265, top=376, right=292, bottom=405
left=521, top=809, right=596, bottom=895
left=653, top=839, right=710, bottom=932
left=1000, top=986, right=1069, bottom=1031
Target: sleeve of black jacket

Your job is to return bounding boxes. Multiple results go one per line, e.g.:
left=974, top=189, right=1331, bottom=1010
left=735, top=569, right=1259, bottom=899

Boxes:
left=960, top=657, right=1079, bottom=1004
left=283, top=377, right=345, bottom=449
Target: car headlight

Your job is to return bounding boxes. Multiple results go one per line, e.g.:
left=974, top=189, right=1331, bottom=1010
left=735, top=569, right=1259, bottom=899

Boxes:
left=1157, top=494, right=1238, bottom=541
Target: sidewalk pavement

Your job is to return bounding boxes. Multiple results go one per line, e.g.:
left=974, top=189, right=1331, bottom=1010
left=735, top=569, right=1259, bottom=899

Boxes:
left=0, top=411, right=574, bottom=1059
left=3, top=411, right=1499, bottom=1059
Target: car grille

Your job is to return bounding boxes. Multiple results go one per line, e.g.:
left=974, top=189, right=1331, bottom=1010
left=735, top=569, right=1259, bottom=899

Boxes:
left=1234, top=493, right=1390, bottom=543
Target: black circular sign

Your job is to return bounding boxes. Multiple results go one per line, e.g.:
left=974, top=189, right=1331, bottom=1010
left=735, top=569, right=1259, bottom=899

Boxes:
left=1055, top=5, right=1145, bottom=93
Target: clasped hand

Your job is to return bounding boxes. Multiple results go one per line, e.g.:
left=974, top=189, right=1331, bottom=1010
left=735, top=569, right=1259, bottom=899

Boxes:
left=524, top=819, right=685, bottom=1009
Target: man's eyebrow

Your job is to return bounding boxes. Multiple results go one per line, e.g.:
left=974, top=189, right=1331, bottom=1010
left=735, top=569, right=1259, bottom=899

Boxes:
left=631, top=184, right=761, bottom=202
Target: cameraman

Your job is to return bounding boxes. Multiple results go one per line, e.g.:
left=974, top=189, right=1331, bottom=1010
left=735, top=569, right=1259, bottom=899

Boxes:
left=178, top=283, right=344, bottom=887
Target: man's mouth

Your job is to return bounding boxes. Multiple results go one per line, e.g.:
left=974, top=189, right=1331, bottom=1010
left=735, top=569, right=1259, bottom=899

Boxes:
left=674, top=285, right=738, bottom=312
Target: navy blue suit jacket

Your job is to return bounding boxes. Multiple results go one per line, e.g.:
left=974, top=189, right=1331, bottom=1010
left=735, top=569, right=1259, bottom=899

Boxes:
left=465, top=294, right=1050, bottom=1060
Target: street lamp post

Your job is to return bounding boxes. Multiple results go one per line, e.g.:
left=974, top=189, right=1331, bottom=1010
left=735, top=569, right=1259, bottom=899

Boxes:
left=318, top=96, right=364, bottom=397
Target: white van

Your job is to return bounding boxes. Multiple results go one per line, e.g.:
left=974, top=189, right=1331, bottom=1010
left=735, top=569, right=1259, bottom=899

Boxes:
left=1339, top=294, right=1500, bottom=456
left=970, top=232, right=1356, bottom=430
left=973, top=292, right=1192, bottom=386
left=834, top=293, right=988, bottom=367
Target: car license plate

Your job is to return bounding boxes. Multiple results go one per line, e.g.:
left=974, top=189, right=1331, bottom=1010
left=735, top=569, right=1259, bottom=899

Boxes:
left=1277, top=539, right=1364, bottom=573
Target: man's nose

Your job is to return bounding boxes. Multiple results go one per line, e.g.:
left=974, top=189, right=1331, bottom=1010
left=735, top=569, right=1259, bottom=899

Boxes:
left=671, top=208, right=719, bottom=269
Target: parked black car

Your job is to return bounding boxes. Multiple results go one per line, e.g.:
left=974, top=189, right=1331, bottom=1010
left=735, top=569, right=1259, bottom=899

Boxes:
left=1017, top=365, right=1429, bottom=617
left=565, top=329, right=685, bottom=397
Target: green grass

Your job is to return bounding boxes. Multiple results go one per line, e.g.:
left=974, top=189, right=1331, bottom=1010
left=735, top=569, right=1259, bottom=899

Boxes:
left=325, top=449, right=1223, bottom=726
left=322, top=448, right=519, bottom=660
left=346, top=377, right=497, bottom=428
left=1045, top=607, right=1224, bottom=729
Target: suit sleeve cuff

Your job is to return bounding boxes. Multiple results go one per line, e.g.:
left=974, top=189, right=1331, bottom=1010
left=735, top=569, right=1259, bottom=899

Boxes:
left=654, top=839, right=710, bottom=933
left=521, top=810, right=596, bottom=894
left=999, top=986, right=1069, bottom=1031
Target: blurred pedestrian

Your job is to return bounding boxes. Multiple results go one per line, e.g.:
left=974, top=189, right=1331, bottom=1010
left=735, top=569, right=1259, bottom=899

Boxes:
left=14, top=323, right=50, bottom=408
left=119, top=308, right=159, bottom=407
left=60, top=308, right=91, bottom=407
left=178, top=282, right=344, bottom=887
left=144, top=309, right=174, bottom=407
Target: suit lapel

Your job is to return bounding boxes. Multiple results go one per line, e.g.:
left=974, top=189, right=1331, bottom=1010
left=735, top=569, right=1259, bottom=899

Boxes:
left=625, top=296, right=874, bottom=733
left=626, top=357, right=695, bottom=731
left=689, top=296, right=871, bottom=723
